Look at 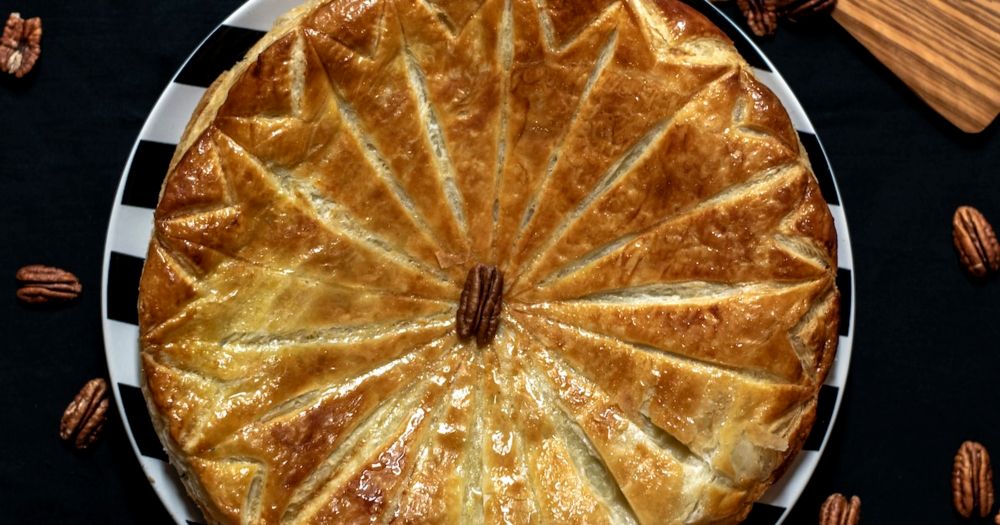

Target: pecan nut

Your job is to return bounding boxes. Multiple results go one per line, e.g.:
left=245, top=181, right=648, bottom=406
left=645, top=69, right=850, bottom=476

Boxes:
left=736, top=0, right=778, bottom=37
left=819, top=493, right=860, bottom=525
left=456, top=263, right=504, bottom=346
left=953, top=206, right=1000, bottom=278
left=60, top=378, right=110, bottom=449
left=953, top=440, right=995, bottom=518
left=0, top=12, right=42, bottom=78
left=16, top=265, right=82, bottom=304
left=776, top=0, right=837, bottom=24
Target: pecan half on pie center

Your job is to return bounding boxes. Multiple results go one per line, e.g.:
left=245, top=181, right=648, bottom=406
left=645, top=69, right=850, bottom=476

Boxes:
left=456, top=263, right=504, bottom=346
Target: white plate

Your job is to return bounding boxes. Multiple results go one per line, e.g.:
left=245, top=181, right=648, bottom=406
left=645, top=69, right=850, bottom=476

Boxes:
left=101, top=1, right=856, bottom=523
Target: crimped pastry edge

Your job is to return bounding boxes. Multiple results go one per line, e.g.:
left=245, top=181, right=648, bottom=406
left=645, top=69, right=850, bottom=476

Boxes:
left=141, top=365, right=229, bottom=525
left=141, top=6, right=328, bottom=524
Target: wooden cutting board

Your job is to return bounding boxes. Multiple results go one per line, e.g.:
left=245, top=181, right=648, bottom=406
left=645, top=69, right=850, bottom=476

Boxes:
left=832, top=0, right=1000, bottom=133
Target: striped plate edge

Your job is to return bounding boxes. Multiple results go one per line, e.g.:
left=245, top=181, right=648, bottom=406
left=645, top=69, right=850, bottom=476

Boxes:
left=99, top=1, right=856, bottom=524
left=100, top=7, right=274, bottom=524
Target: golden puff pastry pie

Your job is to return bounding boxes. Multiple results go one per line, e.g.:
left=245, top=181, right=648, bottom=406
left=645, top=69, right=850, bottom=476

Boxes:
left=137, top=0, right=839, bottom=523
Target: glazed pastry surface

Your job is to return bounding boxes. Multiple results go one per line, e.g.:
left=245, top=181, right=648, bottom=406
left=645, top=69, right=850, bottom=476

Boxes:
left=138, top=0, right=839, bottom=523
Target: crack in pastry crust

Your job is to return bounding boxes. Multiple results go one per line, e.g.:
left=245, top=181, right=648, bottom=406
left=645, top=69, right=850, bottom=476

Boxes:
left=138, top=0, right=839, bottom=523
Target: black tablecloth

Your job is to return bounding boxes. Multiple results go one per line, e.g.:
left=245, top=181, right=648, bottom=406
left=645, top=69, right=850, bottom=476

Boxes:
left=2, top=1, right=998, bottom=522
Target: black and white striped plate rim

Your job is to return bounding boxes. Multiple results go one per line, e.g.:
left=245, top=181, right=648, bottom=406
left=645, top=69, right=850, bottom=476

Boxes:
left=100, top=1, right=856, bottom=523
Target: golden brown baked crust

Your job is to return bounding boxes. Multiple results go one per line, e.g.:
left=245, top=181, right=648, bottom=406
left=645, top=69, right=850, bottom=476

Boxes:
left=138, top=0, right=839, bottom=523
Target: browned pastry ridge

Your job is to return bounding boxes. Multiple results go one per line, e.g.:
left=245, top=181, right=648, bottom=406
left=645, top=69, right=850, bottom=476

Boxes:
left=136, top=0, right=839, bottom=523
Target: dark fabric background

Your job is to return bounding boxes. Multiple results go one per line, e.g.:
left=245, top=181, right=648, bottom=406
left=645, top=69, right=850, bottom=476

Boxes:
left=1, top=1, right=997, bottom=523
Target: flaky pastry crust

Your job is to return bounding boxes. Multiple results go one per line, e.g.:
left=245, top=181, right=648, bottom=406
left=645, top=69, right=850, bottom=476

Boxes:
left=137, top=0, right=839, bottom=523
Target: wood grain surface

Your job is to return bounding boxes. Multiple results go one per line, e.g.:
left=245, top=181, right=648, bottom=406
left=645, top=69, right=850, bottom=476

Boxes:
left=833, top=0, right=1000, bottom=133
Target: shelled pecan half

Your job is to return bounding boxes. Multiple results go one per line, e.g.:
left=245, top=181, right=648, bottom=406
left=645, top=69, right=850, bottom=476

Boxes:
left=456, top=263, right=504, bottom=346
left=953, top=441, right=995, bottom=518
left=953, top=206, right=1000, bottom=278
left=16, top=265, right=82, bottom=304
left=60, top=378, right=110, bottom=449
left=820, top=493, right=861, bottom=525
left=0, top=12, right=42, bottom=78
left=736, top=0, right=778, bottom=37
left=731, top=0, right=836, bottom=37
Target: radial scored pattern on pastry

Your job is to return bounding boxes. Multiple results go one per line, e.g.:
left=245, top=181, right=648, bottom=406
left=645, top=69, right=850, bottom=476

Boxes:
left=137, top=0, right=839, bottom=523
